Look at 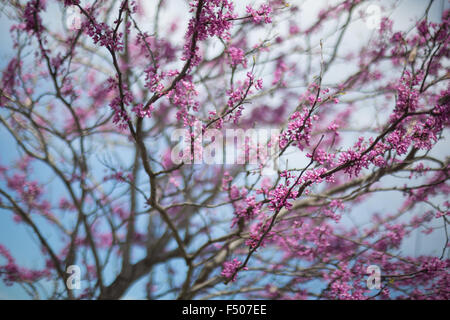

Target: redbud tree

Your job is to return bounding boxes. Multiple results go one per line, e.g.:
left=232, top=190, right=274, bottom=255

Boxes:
left=0, top=0, right=449, bottom=300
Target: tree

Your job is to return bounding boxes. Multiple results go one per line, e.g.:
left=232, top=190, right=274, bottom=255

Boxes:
left=0, top=0, right=448, bottom=300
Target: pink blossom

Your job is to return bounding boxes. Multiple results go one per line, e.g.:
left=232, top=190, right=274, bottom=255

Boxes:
left=221, top=258, right=247, bottom=282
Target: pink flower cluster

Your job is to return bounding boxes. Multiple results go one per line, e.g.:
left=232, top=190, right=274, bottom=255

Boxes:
left=306, top=148, right=336, bottom=167
left=272, top=59, right=288, bottom=86
left=390, top=71, right=422, bottom=122
left=6, top=173, right=51, bottom=217
left=61, top=0, right=80, bottom=6
left=245, top=221, right=272, bottom=249
left=85, top=20, right=124, bottom=52
left=23, top=0, right=45, bottom=34
left=336, top=137, right=386, bottom=177
left=268, top=183, right=298, bottom=211
left=107, top=78, right=133, bottom=130
left=0, top=58, right=20, bottom=106
left=225, top=73, right=259, bottom=123
left=221, top=258, right=247, bottom=282
left=103, top=171, right=133, bottom=183
left=183, top=0, right=237, bottom=68
left=280, top=107, right=318, bottom=151
left=132, top=103, right=153, bottom=118
left=168, top=77, right=200, bottom=126
left=227, top=46, right=247, bottom=68
left=246, top=4, right=272, bottom=24
left=0, top=245, right=50, bottom=286
left=232, top=195, right=262, bottom=228
left=143, top=65, right=165, bottom=95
